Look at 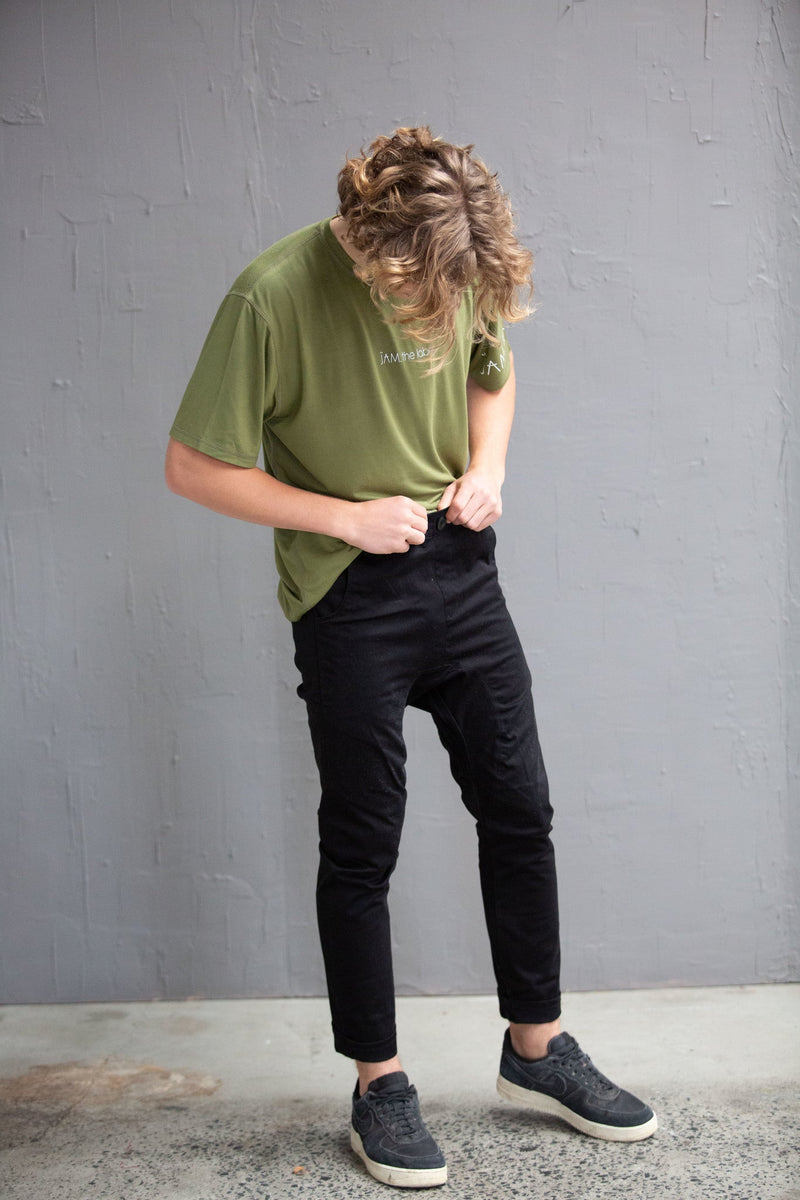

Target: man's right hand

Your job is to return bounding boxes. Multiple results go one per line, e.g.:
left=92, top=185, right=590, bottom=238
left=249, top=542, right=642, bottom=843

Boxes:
left=345, top=496, right=428, bottom=554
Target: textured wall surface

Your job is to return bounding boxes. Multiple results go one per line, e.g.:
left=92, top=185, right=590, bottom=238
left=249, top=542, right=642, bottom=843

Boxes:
left=1, top=0, right=798, bottom=1003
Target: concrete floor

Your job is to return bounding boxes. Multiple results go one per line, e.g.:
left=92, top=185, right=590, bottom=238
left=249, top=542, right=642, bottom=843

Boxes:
left=0, top=985, right=798, bottom=1199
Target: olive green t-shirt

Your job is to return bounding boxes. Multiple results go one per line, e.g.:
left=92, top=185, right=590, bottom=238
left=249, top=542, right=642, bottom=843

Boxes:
left=170, top=219, right=512, bottom=620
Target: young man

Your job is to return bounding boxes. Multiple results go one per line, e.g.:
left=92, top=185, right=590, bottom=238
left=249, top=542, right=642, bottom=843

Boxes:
left=166, top=126, right=656, bottom=1188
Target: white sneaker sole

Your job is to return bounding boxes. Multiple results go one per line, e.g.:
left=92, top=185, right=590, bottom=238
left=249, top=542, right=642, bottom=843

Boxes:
left=350, top=1127, right=448, bottom=1188
left=496, top=1074, right=658, bottom=1142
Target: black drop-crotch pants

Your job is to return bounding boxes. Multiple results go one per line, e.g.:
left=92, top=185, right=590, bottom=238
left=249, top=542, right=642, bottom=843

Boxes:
left=291, top=511, right=561, bottom=1062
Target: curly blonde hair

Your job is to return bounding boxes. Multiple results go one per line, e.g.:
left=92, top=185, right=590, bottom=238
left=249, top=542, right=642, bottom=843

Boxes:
left=337, top=126, right=533, bottom=370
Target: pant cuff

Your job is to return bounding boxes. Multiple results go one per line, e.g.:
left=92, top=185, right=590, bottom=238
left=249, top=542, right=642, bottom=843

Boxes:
left=499, top=992, right=562, bottom=1025
left=333, top=1026, right=398, bottom=1062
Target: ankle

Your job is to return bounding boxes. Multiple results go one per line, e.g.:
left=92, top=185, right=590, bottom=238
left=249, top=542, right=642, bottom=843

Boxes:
left=509, top=1019, right=561, bottom=1061
left=356, top=1055, right=403, bottom=1096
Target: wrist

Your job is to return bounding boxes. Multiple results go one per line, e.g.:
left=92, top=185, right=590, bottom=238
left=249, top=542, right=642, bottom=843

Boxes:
left=467, top=461, right=506, bottom=486
left=326, top=496, right=358, bottom=544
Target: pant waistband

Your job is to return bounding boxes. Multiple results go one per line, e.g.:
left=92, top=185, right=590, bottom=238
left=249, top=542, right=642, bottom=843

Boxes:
left=427, top=508, right=452, bottom=532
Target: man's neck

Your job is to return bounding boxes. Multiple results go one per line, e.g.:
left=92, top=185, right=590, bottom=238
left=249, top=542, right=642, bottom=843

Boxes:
left=330, top=216, right=366, bottom=267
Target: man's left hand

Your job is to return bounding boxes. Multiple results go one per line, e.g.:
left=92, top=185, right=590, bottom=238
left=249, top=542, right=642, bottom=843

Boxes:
left=437, top=469, right=503, bottom=531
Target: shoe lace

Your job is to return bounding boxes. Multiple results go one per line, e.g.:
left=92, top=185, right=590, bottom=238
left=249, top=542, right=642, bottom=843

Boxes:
left=559, top=1040, right=615, bottom=1092
left=376, top=1090, right=421, bottom=1138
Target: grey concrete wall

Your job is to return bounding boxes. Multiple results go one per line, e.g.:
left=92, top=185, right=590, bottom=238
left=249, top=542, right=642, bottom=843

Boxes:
left=1, top=0, right=797, bottom=1004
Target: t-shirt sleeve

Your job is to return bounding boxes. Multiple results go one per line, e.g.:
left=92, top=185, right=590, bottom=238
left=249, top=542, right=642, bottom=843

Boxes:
left=468, top=321, right=512, bottom=392
left=169, top=293, right=276, bottom=468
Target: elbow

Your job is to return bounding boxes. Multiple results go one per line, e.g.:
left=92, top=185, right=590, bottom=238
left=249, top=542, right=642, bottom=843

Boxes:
left=164, top=457, right=177, bottom=495
left=164, top=438, right=191, bottom=497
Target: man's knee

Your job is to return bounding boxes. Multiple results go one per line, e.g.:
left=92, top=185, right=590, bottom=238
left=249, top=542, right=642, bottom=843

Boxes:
left=317, top=844, right=400, bottom=896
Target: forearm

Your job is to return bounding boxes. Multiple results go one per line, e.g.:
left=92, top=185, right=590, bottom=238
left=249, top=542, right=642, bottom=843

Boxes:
left=466, top=354, right=516, bottom=481
left=437, top=357, right=516, bottom=530
left=164, top=438, right=429, bottom=554
left=165, top=438, right=353, bottom=539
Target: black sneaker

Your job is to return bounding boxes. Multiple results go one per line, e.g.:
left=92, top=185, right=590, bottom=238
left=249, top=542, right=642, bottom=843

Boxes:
left=350, top=1071, right=447, bottom=1188
left=497, top=1030, right=658, bottom=1142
